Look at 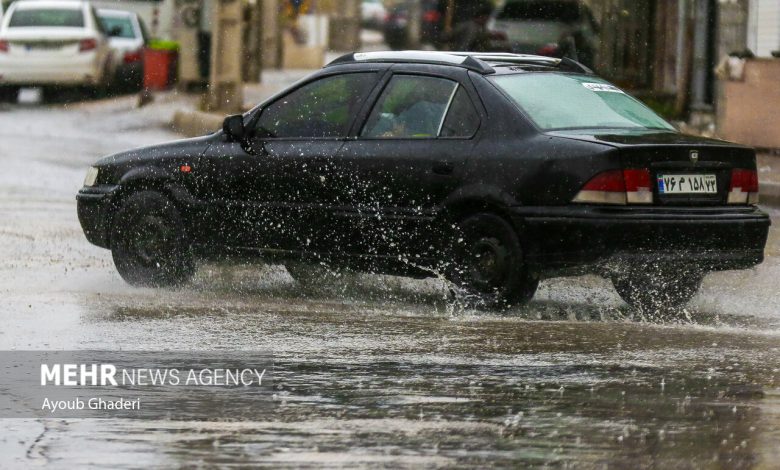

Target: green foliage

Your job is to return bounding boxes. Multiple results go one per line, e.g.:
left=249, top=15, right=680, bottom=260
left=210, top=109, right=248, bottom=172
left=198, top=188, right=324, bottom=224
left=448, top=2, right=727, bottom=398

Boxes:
left=148, top=39, right=179, bottom=51
left=639, top=94, right=681, bottom=121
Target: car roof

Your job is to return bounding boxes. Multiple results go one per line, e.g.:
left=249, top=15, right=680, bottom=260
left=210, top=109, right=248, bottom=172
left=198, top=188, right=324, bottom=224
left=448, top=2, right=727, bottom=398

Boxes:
left=12, top=0, right=87, bottom=10
left=327, top=51, right=593, bottom=75
left=96, top=8, right=136, bottom=18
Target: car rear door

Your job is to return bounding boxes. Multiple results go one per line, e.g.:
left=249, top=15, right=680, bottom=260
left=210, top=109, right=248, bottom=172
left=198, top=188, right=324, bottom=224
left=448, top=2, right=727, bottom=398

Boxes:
left=334, top=66, right=484, bottom=262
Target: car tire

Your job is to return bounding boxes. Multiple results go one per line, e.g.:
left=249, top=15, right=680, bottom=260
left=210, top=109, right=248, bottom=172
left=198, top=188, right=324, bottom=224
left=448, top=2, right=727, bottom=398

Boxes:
left=110, top=191, right=195, bottom=287
left=285, top=261, right=333, bottom=286
left=447, top=213, right=539, bottom=310
left=0, top=86, right=19, bottom=103
left=611, top=268, right=703, bottom=312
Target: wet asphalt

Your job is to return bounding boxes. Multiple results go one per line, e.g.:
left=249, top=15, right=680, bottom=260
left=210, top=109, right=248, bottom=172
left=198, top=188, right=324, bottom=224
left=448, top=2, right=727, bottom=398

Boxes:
left=0, top=94, right=778, bottom=468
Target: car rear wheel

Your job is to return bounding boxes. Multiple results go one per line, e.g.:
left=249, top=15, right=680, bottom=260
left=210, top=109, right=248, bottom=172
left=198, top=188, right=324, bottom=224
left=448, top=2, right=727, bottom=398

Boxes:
left=111, top=191, right=195, bottom=287
left=447, top=213, right=539, bottom=310
left=285, top=261, right=334, bottom=286
left=611, top=268, right=703, bottom=312
left=0, top=86, right=19, bottom=103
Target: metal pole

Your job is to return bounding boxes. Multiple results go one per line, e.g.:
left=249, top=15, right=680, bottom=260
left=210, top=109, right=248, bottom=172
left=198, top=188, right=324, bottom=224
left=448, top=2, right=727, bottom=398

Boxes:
left=445, top=0, right=455, bottom=34
left=408, top=0, right=421, bottom=49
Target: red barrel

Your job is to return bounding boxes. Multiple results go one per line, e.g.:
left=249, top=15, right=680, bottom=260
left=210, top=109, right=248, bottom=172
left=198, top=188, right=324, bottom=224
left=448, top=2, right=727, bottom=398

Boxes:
left=143, top=48, right=177, bottom=90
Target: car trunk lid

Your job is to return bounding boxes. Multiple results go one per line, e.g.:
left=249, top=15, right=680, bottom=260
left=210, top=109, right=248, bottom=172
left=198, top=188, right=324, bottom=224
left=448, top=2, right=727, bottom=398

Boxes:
left=2, top=28, right=90, bottom=56
left=551, top=130, right=757, bottom=206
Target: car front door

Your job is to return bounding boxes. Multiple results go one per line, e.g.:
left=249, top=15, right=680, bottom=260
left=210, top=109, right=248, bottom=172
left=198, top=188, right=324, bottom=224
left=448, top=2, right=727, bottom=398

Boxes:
left=334, top=69, right=483, bottom=265
left=198, top=71, right=380, bottom=253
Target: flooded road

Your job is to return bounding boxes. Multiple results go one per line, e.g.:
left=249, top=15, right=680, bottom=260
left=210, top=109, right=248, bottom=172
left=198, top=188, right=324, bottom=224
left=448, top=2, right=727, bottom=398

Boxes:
left=1, top=96, right=779, bottom=468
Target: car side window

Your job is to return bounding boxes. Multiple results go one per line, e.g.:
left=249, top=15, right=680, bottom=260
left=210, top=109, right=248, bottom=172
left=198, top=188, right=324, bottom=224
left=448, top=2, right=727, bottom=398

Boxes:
left=361, top=75, right=458, bottom=139
left=440, top=87, right=480, bottom=138
left=254, top=73, right=376, bottom=139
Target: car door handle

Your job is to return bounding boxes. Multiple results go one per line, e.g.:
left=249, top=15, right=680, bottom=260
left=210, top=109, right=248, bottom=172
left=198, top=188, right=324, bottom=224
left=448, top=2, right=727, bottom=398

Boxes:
left=432, top=161, right=454, bottom=175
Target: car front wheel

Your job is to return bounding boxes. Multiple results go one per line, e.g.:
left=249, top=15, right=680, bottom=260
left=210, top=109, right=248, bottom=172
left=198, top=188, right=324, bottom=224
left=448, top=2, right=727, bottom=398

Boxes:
left=612, top=268, right=703, bottom=312
left=447, top=213, right=539, bottom=310
left=110, top=191, right=195, bottom=287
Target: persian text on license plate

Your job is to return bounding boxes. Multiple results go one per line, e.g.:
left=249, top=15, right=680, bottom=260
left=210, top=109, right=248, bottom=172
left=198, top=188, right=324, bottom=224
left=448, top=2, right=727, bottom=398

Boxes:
left=657, top=174, right=717, bottom=194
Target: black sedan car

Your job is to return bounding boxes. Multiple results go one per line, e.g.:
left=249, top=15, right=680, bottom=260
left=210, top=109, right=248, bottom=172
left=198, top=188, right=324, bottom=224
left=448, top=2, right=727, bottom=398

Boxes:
left=77, top=51, right=770, bottom=312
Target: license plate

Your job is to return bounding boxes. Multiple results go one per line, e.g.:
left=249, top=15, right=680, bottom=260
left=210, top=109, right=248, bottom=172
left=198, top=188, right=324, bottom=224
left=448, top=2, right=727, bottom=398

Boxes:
left=25, top=42, right=63, bottom=51
left=657, top=174, right=717, bottom=194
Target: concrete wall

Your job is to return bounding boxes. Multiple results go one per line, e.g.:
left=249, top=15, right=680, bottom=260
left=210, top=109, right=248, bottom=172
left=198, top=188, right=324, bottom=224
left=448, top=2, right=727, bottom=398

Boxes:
left=748, top=0, right=780, bottom=57
left=718, top=59, right=780, bottom=148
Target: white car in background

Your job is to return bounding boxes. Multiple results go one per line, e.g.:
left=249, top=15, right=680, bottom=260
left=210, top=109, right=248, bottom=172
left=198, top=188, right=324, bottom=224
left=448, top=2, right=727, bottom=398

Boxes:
left=0, top=0, right=112, bottom=100
left=97, top=8, right=148, bottom=90
left=361, top=0, right=387, bottom=29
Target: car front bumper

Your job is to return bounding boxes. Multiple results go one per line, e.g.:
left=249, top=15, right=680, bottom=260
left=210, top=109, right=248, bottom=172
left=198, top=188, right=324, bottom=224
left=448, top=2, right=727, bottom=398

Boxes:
left=515, top=205, right=771, bottom=274
left=77, top=185, right=119, bottom=249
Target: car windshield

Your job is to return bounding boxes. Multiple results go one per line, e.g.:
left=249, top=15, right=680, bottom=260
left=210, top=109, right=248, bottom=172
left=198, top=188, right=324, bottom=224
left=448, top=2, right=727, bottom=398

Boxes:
left=498, top=1, right=582, bottom=22
left=491, top=73, right=675, bottom=131
left=98, top=15, right=135, bottom=38
left=8, top=8, right=85, bottom=28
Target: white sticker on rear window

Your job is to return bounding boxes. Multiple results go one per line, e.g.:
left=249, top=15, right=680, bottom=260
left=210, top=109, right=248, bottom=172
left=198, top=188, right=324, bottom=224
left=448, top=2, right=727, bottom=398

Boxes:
left=582, top=83, right=624, bottom=93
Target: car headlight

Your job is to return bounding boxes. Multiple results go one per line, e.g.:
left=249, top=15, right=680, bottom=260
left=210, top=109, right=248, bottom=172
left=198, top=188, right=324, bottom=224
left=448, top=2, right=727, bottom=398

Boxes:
left=83, top=167, right=99, bottom=187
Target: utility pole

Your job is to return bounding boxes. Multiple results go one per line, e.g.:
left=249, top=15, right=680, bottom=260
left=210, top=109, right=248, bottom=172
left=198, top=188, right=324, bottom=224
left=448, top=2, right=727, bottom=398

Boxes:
left=204, top=0, right=244, bottom=113
left=407, top=0, right=421, bottom=49
left=243, top=0, right=264, bottom=83
left=444, top=0, right=455, bottom=34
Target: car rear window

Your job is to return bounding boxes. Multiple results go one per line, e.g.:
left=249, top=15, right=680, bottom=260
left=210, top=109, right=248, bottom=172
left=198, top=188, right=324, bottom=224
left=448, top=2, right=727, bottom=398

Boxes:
left=498, top=1, right=582, bottom=22
left=362, top=75, right=457, bottom=139
left=491, top=73, right=674, bottom=131
left=98, top=15, right=136, bottom=38
left=9, top=8, right=85, bottom=28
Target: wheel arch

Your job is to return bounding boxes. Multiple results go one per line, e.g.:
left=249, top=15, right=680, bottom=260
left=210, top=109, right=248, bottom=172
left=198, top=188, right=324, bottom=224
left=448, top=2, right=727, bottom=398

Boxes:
left=438, top=185, right=536, bottom=263
left=107, top=169, right=198, bottom=246
left=439, top=184, right=519, bottom=226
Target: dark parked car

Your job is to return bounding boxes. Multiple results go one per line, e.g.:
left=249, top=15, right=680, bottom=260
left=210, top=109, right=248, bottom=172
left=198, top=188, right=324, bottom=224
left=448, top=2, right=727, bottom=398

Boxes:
left=383, top=0, right=441, bottom=50
left=488, top=0, right=598, bottom=68
left=77, top=51, right=770, bottom=312
left=97, top=8, right=149, bottom=91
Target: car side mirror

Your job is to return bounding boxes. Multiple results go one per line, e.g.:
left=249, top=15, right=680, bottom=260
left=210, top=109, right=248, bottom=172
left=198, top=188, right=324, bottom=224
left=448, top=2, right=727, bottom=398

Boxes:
left=223, top=114, right=246, bottom=142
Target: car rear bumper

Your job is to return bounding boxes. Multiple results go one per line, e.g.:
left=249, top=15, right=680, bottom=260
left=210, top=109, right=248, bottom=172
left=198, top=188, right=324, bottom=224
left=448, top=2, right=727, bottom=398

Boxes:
left=0, top=53, right=102, bottom=85
left=514, top=205, right=771, bottom=274
left=77, top=185, right=119, bottom=249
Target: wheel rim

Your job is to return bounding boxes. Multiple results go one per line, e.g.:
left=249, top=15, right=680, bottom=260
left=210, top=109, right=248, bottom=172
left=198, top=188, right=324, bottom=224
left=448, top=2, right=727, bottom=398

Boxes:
left=128, top=215, right=175, bottom=267
left=467, top=237, right=510, bottom=292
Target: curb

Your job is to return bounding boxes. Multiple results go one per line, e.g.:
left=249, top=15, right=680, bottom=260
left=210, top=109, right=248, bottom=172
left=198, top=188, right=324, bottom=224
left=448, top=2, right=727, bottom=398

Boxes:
left=760, top=181, right=780, bottom=208
left=171, top=110, right=224, bottom=138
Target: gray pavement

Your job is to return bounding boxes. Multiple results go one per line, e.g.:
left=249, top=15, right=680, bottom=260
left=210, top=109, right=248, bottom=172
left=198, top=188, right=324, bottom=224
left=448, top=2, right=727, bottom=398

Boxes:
left=0, top=88, right=779, bottom=467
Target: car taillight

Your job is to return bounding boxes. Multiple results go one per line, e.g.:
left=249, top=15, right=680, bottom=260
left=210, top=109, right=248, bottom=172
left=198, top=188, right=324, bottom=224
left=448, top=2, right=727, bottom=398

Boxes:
left=0, top=40, right=9, bottom=53
left=422, top=10, right=441, bottom=23
left=573, top=169, right=653, bottom=205
left=123, top=49, right=143, bottom=63
left=728, top=168, right=759, bottom=204
left=79, top=38, right=97, bottom=52
left=537, top=43, right=561, bottom=57
left=623, top=168, right=653, bottom=203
